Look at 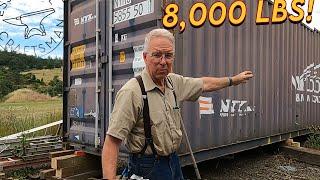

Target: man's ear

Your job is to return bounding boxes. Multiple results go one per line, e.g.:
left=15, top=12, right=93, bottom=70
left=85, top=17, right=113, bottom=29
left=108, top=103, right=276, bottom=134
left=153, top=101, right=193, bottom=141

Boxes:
left=143, top=52, right=148, bottom=63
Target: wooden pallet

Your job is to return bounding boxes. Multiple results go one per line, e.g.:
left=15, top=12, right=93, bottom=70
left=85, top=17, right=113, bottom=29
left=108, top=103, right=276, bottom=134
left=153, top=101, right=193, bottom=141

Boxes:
left=40, top=150, right=102, bottom=179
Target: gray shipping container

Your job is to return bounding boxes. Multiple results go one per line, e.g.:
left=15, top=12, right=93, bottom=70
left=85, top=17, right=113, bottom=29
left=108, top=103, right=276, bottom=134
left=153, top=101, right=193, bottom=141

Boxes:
left=63, top=0, right=320, bottom=166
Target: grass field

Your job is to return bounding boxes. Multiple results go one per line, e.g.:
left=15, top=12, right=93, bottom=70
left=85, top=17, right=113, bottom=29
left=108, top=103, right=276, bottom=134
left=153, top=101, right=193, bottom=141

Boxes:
left=4, top=88, right=53, bottom=103
left=0, top=98, right=62, bottom=137
left=21, top=68, right=63, bottom=84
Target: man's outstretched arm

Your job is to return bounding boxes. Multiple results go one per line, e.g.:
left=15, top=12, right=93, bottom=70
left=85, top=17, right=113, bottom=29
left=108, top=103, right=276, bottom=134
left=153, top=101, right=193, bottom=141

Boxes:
left=102, top=135, right=122, bottom=179
left=202, top=71, right=253, bottom=92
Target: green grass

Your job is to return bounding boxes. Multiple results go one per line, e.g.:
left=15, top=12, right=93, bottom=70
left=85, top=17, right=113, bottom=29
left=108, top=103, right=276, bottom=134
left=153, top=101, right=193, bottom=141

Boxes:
left=305, top=133, right=320, bottom=150
left=21, top=68, right=62, bottom=84
left=0, top=99, right=62, bottom=138
left=6, top=167, right=39, bottom=179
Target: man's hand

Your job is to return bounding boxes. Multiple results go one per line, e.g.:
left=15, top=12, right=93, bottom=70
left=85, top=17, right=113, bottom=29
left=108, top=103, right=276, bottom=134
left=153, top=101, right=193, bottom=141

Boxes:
left=202, top=71, right=254, bottom=92
left=231, top=71, right=254, bottom=86
left=102, top=135, right=122, bottom=179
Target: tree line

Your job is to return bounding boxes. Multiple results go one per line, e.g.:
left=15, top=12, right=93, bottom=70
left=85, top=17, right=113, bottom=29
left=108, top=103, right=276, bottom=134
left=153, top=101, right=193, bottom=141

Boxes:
left=0, top=50, right=63, bottom=100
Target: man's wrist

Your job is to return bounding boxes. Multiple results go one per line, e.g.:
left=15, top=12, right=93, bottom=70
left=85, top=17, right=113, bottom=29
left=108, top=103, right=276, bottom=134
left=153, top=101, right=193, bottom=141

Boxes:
left=228, top=77, right=233, bottom=86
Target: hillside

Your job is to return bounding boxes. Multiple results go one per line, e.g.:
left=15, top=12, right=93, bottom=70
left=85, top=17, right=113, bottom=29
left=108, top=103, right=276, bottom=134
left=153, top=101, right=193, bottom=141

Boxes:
left=0, top=50, right=62, bottom=72
left=3, top=88, right=53, bottom=103
left=22, top=68, right=63, bottom=85
left=0, top=50, right=63, bottom=99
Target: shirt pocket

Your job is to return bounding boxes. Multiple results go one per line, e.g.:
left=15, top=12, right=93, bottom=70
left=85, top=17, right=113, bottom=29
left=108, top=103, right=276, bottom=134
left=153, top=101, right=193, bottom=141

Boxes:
left=149, top=110, right=166, bottom=135
left=149, top=110, right=170, bottom=155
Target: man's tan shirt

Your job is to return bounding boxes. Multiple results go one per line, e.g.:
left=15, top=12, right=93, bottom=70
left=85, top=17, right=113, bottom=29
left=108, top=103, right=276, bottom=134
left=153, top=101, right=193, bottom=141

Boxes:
left=107, top=69, right=203, bottom=156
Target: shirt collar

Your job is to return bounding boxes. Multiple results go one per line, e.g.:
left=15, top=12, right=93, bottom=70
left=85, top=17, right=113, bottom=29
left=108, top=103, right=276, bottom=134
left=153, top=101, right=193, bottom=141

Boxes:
left=141, top=68, right=173, bottom=92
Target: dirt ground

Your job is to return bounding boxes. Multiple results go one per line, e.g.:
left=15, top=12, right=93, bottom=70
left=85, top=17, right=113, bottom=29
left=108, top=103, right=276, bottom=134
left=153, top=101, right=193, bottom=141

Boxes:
left=182, top=144, right=320, bottom=180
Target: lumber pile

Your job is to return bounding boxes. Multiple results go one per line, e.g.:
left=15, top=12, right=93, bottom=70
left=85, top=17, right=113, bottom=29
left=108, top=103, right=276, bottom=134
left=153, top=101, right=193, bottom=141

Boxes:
left=40, top=150, right=101, bottom=179
left=0, top=172, right=5, bottom=180
left=0, top=135, right=62, bottom=158
left=0, top=136, right=62, bottom=172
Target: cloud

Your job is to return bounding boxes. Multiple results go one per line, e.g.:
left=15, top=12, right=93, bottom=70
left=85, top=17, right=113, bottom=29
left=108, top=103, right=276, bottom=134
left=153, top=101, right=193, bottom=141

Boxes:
left=0, top=0, right=63, bottom=58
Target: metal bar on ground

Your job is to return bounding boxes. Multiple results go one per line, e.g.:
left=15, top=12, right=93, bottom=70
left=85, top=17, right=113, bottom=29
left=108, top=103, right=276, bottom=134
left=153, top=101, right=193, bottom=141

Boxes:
left=0, top=120, right=63, bottom=141
left=180, top=118, right=201, bottom=179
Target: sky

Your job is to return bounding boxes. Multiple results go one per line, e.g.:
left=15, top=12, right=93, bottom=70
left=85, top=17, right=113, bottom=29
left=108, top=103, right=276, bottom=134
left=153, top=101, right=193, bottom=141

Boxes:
left=0, top=0, right=319, bottom=59
left=0, top=0, right=63, bottom=58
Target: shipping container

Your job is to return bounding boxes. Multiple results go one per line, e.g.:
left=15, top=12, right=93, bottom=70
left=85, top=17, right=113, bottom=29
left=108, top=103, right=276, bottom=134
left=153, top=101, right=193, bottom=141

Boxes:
left=63, top=0, right=320, bottom=166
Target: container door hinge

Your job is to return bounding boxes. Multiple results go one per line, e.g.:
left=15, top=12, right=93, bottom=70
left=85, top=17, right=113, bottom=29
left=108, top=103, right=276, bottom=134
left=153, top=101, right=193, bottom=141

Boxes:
left=109, top=88, right=114, bottom=92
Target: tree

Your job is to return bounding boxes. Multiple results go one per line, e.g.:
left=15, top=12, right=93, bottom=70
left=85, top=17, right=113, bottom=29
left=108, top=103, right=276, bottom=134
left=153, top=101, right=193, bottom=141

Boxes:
left=47, top=76, right=63, bottom=97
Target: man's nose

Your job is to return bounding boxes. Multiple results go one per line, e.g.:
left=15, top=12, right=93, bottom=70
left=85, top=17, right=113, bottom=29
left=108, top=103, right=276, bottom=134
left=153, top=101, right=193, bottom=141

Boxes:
left=159, top=55, right=167, bottom=65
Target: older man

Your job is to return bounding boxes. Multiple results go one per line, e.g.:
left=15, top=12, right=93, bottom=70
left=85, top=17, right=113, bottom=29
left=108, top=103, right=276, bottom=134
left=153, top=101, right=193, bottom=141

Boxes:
left=102, top=29, right=253, bottom=179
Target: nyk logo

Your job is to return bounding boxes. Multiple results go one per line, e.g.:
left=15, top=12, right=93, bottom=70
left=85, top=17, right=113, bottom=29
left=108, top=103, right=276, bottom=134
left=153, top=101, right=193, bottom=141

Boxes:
left=292, top=63, right=320, bottom=104
left=199, top=97, right=255, bottom=117
left=292, top=63, right=320, bottom=93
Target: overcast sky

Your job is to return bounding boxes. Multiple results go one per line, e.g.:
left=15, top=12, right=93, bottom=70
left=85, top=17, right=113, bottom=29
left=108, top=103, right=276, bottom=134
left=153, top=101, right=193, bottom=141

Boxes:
left=0, top=0, right=319, bottom=59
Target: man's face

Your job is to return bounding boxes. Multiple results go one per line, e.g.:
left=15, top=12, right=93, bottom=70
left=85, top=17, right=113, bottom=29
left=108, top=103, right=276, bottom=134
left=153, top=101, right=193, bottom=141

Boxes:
left=143, top=36, right=174, bottom=82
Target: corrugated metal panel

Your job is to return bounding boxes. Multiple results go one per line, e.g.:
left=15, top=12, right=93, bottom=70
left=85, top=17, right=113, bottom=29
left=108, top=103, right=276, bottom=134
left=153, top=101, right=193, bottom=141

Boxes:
left=63, top=0, right=108, bottom=151
left=64, top=0, right=320, bottom=165
left=173, top=1, right=320, bottom=161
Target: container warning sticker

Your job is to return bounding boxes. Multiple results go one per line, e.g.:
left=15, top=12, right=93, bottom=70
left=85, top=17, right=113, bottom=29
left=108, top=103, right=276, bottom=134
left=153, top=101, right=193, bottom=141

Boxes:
left=132, top=45, right=145, bottom=77
left=119, top=51, right=126, bottom=63
left=199, top=96, right=214, bottom=115
left=70, top=45, right=86, bottom=70
left=74, top=78, right=82, bottom=86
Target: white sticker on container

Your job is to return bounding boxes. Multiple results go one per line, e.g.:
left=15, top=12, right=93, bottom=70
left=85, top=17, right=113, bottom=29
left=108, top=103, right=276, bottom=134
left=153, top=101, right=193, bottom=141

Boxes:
left=114, top=0, right=132, bottom=9
left=132, top=45, right=145, bottom=77
left=115, top=33, right=119, bottom=43
left=75, top=135, right=80, bottom=140
left=75, top=78, right=82, bottom=86
left=113, top=0, right=154, bottom=24
left=199, top=96, right=214, bottom=115
left=121, top=34, right=128, bottom=41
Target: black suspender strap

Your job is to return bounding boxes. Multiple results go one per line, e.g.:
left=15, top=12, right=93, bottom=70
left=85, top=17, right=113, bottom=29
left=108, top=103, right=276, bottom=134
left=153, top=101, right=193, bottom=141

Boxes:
left=167, top=77, right=178, bottom=109
left=135, top=75, right=157, bottom=156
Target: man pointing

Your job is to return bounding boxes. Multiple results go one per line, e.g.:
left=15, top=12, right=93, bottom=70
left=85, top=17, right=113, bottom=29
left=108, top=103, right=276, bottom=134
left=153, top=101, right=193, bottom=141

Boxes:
left=102, top=28, right=253, bottom=179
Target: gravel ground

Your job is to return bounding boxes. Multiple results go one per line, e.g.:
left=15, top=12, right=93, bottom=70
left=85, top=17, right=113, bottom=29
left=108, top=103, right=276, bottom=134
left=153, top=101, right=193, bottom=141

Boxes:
left=182, top=144, right=320, bottom=180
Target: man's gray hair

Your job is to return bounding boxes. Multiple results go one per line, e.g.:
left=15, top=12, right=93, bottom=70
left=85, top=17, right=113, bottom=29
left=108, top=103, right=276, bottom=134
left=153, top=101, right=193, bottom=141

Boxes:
left=143, top=28, right=175, bottom=53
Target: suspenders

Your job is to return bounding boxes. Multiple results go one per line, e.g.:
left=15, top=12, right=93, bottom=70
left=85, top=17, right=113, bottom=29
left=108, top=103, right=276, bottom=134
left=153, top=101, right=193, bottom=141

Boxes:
left=135, top=75, right=179, bottom=156
left=135, top=75, right=157, bottom=155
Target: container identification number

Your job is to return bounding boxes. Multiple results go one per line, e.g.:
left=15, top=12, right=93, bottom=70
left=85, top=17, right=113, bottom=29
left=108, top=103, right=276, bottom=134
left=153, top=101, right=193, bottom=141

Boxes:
left=113, top=0, right=153, bottom=24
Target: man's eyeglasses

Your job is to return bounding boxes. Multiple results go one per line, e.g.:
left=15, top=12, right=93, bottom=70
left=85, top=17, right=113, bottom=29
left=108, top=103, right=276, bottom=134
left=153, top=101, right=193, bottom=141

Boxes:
left=147, top=51, right=175, bottom=61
